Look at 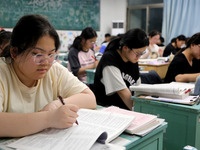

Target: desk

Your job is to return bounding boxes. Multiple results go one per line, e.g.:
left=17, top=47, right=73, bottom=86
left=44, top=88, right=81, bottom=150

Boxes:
left=132, top=97, right=200, bottom=150
left=139, top=62, right=169, bottom=79
left=119, top=122, right=167, bottom=150
left=0, top=123, right=167, bottom=150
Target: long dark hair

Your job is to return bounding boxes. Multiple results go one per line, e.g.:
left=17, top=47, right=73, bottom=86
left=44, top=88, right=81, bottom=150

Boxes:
left=105, top=28, right=149, bottom=52
left=70, top=27, right=97, bottom=51
left=0, top=14, right=60, bottom=58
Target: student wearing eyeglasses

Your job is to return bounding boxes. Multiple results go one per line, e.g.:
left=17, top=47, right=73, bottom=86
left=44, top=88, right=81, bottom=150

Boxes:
left=0, top=14, right=96, bottom=137
left=164, top=32, right=200, bottom=83
left=93, top=28, right=149, bottom=110
left=68, top=27, right=99, bottom=82
left=140, top=30, right=163, bottom=59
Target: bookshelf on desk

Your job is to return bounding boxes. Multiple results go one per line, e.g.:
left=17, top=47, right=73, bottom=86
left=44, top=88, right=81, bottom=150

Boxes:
left=131, top=96, right=200, bottom=150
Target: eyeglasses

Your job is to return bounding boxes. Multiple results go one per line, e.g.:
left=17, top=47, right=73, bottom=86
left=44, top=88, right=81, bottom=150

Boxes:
left=31, top=53, right=59, bottom=65
left=131, top=49, right=146, bottom=58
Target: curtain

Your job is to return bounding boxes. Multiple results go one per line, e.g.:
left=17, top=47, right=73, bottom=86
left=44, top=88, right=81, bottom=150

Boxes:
left=162, top=0, right=200, bottom=44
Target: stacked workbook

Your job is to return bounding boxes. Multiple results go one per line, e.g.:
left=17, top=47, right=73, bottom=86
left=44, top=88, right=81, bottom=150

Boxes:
left=130, top=82, right=199, bottom=105
left=101, top=106, right=164, bottom=136
left=130, top=82, right=195, bottom=99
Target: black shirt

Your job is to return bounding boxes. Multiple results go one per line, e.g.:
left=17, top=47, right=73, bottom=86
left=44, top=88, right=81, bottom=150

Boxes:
left=93, top=50, right=139, bottom=110
left=163, top=43, right=180, bottom=57
left=164, top=53, right=200, bottom=83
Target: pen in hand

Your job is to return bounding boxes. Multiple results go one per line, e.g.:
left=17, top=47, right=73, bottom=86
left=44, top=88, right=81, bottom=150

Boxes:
left=58, top=96, right=79, bottom=125
left=91, top=56, right=97, bottom=61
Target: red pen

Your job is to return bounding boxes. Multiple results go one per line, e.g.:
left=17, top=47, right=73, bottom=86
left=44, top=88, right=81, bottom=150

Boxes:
left=91, top=56, right=97, bottom=61
left=184, top=89, right=191, bottom=94
left=58, top=96, right=79, bottom=125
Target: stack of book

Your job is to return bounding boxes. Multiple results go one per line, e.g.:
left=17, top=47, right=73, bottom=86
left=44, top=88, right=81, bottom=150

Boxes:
left=6, top=107, right=164, bottom=150
left=101, top=106, right=164, bottom=136
left=130, top=82, right=195, bottom=99
left=130, top=82, right=200, bottom=105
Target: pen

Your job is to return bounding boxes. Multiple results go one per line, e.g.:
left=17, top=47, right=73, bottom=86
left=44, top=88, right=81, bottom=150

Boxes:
left=91, top=56, right=97, bottom=61
left=58, top=96, right=79, bottom=125
left=184, top=89, right=191, bottom=94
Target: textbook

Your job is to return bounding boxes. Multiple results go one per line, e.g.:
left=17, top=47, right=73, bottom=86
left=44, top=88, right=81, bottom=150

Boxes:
left=130, top=82, right=194, bottom=99
left=7, top=109, right=134, bottom=150
left=101, top=106, right=163, bottom=136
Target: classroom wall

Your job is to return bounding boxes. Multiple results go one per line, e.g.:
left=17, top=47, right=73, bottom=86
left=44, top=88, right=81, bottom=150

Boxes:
left=4, top=0, right=127, bottom=51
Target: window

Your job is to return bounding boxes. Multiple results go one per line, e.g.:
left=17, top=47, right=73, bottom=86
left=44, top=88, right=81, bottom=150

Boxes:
left=127, top=1, right=163, bottom=34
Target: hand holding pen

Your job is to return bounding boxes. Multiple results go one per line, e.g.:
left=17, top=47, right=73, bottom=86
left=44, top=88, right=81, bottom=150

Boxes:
left=58, top=96, right=79, bottom=125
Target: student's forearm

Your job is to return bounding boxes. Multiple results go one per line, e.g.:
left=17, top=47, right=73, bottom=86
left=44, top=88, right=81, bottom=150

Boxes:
left=117, top=88, right=133, bottom=110
left=0, top=111, right=50, bottom=137
left=77, top=64, right=95, bottom=75
left=64, top=88, right=97, bottom=109
left=175, top=73, right=200, bottom=82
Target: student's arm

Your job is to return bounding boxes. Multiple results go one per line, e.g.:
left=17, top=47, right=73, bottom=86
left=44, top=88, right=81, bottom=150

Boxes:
left=102, top=66, right=133, bottom=110
left=140, top=48, right=150, bottom=59
left=0, top=104, right=78, bottom=137
left=42, top=88, right=97, bottom=111
left=175, top=73, right=200, bottom=82
left=77, top=61, right=98, bottom=75
left=117, top=88, right=133, bottom=110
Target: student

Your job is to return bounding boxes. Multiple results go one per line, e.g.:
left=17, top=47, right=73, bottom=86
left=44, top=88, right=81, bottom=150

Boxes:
left=93, top=28, right=149, bottom=110
left=99, top=36, right=116, bottom=54
left=163, top=35, right=186, bottom=57
left=140, top=30, right=163, bottom=59
left=68, top=27, right=99, bottom=82
left=164, top=32, right=200, bottom=83
left=0, top=30, right=12, bottom=54
left=156, top=36, right=165, bottom=47
left=0, top=14, right=96, bottom=137
left=101, top=33, right=111, bottom=45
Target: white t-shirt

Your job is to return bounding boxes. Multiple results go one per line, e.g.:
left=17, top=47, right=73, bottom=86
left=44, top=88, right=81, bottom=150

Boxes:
left=141, top=44, right=160, bottom=59
left=0, top=58, right=87, bottom=113
left=101, top=66, right=141, bottom=96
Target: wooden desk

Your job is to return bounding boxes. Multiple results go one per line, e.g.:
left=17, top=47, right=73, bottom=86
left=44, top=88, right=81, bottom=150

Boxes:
left=139, top=62, right=170, bottom=79
left=119, top=122, right=168, bottom=150
left=132, top=97, right=200, bottom=150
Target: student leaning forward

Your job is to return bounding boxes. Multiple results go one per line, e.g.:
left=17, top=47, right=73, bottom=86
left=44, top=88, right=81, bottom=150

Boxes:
left=0, top=14, right=96, bottom=137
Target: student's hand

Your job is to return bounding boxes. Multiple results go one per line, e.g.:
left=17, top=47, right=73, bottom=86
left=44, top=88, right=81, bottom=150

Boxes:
left=93, top=61, right=99, bottom=68
left=49, top=104, right=79, bottom=129
left=158, top=48, right=163, bottom=57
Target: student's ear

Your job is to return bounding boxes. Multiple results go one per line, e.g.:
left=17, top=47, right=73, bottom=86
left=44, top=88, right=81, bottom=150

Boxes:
left=123, top=46, right=129, bottom=52
left=10, top=47, right=18, bottom=60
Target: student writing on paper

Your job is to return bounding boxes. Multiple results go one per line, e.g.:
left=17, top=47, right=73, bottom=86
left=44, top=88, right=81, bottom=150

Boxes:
left=68, top=27, right=99, bottom=82
left=0, top=14, right=96, bottom=137
left=93, top=28, right=149, bottom=110
left=164, top=32, right=200, bottom=83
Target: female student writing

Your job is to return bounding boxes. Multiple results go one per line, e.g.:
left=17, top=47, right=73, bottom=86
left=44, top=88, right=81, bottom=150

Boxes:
left=0, top=14, right=96, bottom=137
left=93, top=28, right=149, bottom=110
left=68, top=27, right=99, bottom=82
left=164, top=32, right=200, bottom=83
left=140, top=30, right=163, bottom=59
